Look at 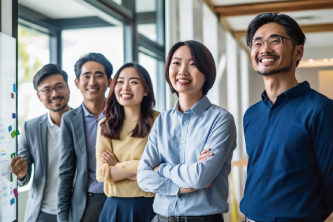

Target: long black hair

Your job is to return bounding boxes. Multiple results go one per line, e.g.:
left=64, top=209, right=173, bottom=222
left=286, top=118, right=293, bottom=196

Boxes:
left=101, top=63, right=155, bottom=139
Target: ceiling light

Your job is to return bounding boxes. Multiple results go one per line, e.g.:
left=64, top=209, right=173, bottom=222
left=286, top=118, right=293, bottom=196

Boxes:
left=331, top=58, right=333, bottom=62
left=324, top=58, right=329, bottom=62
left=309, top=59, right=314, bottom=63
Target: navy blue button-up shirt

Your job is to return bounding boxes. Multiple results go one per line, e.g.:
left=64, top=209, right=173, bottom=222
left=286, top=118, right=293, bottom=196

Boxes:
left=240, top=81, right=333, bottom=221
left=138, top=96, right=237, bottom=216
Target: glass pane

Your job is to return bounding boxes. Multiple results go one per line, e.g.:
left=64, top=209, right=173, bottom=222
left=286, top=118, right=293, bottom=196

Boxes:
left=18, top=25, right=50, bottom=192
left=138, top=52, right=159, bottom=109
left=62, top=26, right=124, bottom=109
left=136, top=0, right=156, bottom=12
left=138, top=24, right=157, bottom=41
left=18, top=25, right=50, bottom=128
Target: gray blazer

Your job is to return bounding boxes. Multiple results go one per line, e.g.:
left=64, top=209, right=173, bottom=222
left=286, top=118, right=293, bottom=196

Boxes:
left=18, top=113, right=48, bottom=222
left=57, top=106, right=88, bottom=222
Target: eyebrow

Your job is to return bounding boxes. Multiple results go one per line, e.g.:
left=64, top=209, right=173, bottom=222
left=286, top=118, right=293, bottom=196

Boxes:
left=82, top=71, right=105, bottom=75
left=172, top=57, right=194, bottom=61
left=41, top=83, right=64, bottom=90
left=117, top=77, right=140, bottom=80
left=253, top=34, right=281, bottom=40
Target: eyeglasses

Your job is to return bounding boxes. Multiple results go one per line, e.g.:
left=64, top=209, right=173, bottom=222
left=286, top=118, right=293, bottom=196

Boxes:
left=38, top=84, right=67, bottom=96
left=250, top=35, right=297, bottom=52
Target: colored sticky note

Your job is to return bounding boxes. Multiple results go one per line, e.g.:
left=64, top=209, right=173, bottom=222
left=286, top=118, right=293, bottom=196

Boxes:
left=11, top=152, right=17, bottom=159
left=10, top=173, right=13, bottom=182
left=16, top=130, right=20, bottom=136
left=12, top=113, right=16, bottom=118
left=10, top=198, right=15, bottom=205
left=13, top=188, right=18, bottom=197
left=11, top=93, right=14, bottom=98
left=13, top=84, right=16, bottom=92
left=11, top=131, right=16, bottom=138
left=8, top=125, right=12, bottom=132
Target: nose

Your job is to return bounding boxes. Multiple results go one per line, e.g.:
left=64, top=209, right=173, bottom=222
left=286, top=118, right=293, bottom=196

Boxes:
left=88, top=76, right=97, bottom=85
left=50, top=87, right=59, bottom=97
left=260, top=40, right=273, bottom=54
left=122, top=81, right=130, bottom=91
left=178, top=64, right=189, bottom=75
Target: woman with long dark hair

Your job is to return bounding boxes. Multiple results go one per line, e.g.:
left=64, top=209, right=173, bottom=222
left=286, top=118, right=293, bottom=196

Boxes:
left=137, top=40, right=237, bottom=222
left=96, top=63, right=158, bottom=222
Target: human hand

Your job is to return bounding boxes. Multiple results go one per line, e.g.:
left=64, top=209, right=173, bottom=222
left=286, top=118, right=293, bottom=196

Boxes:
left=198, top=148, right=214, bottom=162
left=101, top=150, right=118, bottom=166
left=128, top=176, right=137, bottom=181
left=11, top=156, right=28, bottom=180
left=206, top=182, right=213, bottom=189
left=179, top=187, right=197, bottom=194
left=153, top=166, right=159, bottom=172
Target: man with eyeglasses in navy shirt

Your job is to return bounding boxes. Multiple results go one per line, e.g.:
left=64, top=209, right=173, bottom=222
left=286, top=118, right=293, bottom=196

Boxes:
left=240, top=13, right=333, bottom=222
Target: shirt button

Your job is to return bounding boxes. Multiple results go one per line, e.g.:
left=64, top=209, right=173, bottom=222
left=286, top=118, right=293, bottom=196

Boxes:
left=183, top=122, right=186, bottom=124
left=182, top=161, right=184, bottom=163
left=181, top=141, right=185, bottom=143
left=170, top=206, right=172, bottom=208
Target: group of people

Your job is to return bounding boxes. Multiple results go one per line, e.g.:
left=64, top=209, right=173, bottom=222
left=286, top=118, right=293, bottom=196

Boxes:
left=10, top=12, right=333, bottom=222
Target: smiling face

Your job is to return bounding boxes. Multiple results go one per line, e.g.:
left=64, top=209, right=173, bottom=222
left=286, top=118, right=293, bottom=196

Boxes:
left=168, top=45, right=205, bottom=98
left=251, top=22, right=303, bottom=76
left=114, top=67, right=147, bottom=109
left=37, top=74, right=69, bottom=112
left=74, top=61, right=111, bottom=102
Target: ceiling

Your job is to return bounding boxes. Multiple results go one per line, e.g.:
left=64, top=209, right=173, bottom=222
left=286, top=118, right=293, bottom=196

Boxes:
left=205, top=0, right=333, bottom=67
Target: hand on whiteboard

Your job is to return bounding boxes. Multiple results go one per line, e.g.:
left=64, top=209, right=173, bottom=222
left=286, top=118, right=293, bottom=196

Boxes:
left=11, top=156, right=28, bottom=180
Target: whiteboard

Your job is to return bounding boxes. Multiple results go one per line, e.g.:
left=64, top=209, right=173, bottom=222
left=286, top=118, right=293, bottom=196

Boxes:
left=0, top=32, right=18, bottom=222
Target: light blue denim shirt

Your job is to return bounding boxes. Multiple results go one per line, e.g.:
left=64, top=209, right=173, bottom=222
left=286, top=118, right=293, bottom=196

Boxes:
left=137, top=96, right=237, bottom=216
left=81, top=104, right=105, bottom=193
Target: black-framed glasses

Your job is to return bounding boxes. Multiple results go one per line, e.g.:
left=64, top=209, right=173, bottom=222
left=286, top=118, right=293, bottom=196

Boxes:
left=250, top=35, right=297, bottom=52
left=38, top=84, right=67, bottom=96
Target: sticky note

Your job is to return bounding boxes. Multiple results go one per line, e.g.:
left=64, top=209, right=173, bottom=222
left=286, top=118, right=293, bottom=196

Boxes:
left=11, top=152, right=17, bottom=158
left=12, top=113, right=16, bottom=118
left=10, top=198, right=15, bottom=205
left=11, top=131, right=16, bottom=138
left=11, top=93, right=14, bottom=98
left=10, top=173, right=13, bottom=182
left=8, top=125, right=12, bottom=132
left=16, top=130, right=20, bottom=136
left=13, top=84, right=16, bottom=92
left=13, top=188, right=18, bottom=197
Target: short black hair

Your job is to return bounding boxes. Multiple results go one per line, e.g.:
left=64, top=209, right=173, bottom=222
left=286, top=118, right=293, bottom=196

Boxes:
left=74, top=53, right=113, bottom=79
left=33, top=64, right=68, bottom=90
left=165, top=40, right=216, bottom=96
left=246, top=13, right=306, bottom=66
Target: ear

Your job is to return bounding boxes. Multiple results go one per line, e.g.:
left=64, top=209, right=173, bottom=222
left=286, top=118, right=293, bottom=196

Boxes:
left=74, top=78, right=79, bottom=89
left=108, top=77, right=112, bottom=87
left=37, top=92, right=42, bottom=102
left=295, top=44, right=304, bottom=62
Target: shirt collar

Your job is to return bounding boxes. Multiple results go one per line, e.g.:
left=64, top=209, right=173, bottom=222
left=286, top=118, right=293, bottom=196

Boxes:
left=81, top=103, right=105, bottom=119
left=261, top=81, right=311, bottom=101
left=172, top=95, right=211, bottom=116
left=47, top=111, right=57, bottom=127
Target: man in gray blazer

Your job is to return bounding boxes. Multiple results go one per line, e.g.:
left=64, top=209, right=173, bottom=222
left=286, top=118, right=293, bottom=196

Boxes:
left=57, top=53, right=113, bottom=222
left=11, top=64, right=70, bottom=222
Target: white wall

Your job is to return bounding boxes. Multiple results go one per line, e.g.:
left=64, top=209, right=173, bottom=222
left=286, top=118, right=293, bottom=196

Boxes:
left=1, top=0, right=12, bottom=36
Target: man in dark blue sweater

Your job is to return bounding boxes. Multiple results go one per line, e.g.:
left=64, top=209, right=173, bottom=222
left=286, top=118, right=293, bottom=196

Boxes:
left=240, top=12, right=333, bottom=222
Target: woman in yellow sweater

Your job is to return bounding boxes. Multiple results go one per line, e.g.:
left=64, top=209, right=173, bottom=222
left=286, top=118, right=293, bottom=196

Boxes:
left=96, top=63, right=158, bottom=222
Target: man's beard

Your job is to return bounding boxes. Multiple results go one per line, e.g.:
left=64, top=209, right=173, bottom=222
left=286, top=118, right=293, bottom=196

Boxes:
left=47, top=96, right=67, bottom=112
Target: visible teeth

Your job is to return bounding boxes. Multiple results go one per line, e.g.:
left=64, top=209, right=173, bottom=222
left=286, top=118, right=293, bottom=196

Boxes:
left=122, top=95, right=133, bottom=98
left=261, top=58, right=276, bottom=62
left=88, top=89, right=97, bottom=91
left=178, top=79, right=190, bottom=83
left=51, top=99, right=61, bottom=103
